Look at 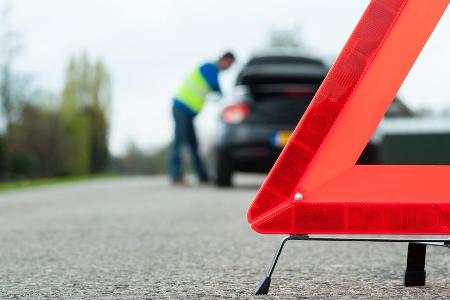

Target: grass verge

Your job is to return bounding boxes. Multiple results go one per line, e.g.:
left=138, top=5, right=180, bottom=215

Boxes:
left=0, top=174, right=118, bottom=193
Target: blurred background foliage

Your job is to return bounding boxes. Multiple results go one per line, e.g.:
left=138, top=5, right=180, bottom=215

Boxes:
left=1, top=53, right=113, bottom=180
left=110, top=144, right=170, bottom=175
left=0, top=4, right=168, bottom=183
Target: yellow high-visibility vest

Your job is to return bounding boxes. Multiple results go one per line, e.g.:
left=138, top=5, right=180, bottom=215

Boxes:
left=175, top=67, right=212, bottom=113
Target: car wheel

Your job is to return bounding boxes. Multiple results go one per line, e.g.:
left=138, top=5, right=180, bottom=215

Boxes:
left=215, top=151, right=233, bottom=187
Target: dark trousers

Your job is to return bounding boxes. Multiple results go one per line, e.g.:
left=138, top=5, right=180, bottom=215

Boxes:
left=169, top=105, right=208, bottom=182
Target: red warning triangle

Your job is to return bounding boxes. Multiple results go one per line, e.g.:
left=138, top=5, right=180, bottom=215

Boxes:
left=247, top=0, right=450, bottom=235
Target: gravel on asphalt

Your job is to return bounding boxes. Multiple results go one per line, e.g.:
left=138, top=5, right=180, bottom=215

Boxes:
left=0, top=176, right=449, bottom=299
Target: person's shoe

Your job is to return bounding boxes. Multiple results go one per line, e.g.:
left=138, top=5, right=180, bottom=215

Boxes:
left=172, top=177, right=185, bottom=186
left=199, top=178, right=210, bottom=186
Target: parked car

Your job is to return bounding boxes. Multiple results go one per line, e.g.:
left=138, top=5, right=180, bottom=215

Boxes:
left=202, top=52, right=413, bottom=187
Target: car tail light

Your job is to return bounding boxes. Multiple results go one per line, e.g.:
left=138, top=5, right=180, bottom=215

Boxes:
left=223, top=103, right=249, bottom=124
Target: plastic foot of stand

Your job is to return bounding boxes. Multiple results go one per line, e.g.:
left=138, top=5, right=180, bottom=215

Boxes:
left=404, top=243, right=427, bottom=287
left=255, top=277, right=271, bottom=295
left=404, top=270, right=426, bottom=287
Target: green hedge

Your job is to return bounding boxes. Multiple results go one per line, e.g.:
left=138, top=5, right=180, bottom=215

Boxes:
left=11, top=153, right=36, bottom=179
left=0, top=135, right=4, bottom=179
left=380, top=133, right=450, bottom=165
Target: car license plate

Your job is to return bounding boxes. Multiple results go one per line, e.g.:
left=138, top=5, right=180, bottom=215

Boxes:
left=272, top=131, right=292, bottom=147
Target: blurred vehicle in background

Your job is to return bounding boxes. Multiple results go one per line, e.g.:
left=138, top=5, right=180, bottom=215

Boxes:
left=201, top=52, right=414, bottom=187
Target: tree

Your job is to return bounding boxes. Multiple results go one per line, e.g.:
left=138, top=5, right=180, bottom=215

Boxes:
left=88, top=60, right=111, bottom=173
left=0, top=2, right=32, bottom=180
left=267, top=27, right=306, bottom=50
left=0, top=2, right=23, bottom=129
left=60, top=54, right=112, bottom=175
left=5, top=104, right=66, bottom=178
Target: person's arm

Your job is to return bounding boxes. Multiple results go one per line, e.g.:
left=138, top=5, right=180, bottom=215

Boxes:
left=200, top=63, right=222, bottom=95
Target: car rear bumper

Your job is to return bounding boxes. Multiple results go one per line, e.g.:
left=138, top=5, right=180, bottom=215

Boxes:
left=216, top=123, right=295, bottom=172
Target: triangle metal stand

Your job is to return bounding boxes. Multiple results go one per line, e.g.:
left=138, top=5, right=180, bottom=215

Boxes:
left=255, top=235, right=450, bottom=295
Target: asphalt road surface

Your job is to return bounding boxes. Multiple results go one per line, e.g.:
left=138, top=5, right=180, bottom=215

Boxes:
left=0, top=176, right=449, bottom=299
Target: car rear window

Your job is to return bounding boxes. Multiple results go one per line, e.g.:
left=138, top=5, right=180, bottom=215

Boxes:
left=237, top=56, right=328, bottom=86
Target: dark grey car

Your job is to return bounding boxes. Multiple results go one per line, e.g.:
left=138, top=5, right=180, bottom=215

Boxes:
left=207, top=54, right=413, bottom=187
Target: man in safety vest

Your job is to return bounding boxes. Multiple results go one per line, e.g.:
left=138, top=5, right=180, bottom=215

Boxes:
left=170, top=52, right=236, bottom=184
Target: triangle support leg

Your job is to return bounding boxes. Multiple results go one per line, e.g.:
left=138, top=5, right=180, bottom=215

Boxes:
left=255, top=236, right=307, bottom=295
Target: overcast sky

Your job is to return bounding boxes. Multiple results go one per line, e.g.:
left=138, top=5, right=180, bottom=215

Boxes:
left=6, top=0, right=450, bottom=155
